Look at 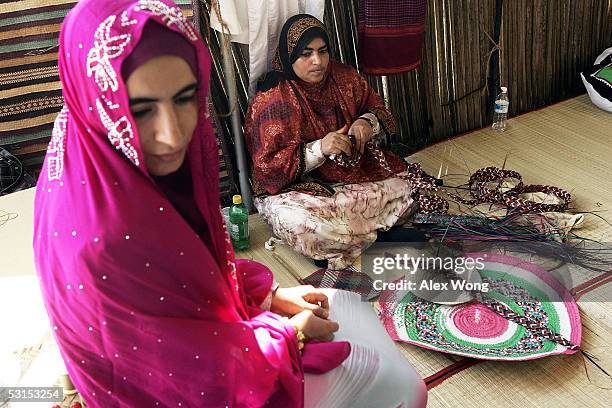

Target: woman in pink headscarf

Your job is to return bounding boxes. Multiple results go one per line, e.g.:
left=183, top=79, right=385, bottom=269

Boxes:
left=34, top=1, right=426, bottom=406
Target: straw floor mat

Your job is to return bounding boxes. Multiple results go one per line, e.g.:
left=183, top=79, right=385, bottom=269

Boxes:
left=243, top=94, right=612, bottom=407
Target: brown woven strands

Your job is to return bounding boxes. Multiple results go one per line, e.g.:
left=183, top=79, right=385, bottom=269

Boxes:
left=450, top=166, right=572, bottom=213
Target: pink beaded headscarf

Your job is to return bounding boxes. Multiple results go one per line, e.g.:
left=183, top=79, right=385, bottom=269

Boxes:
left=33, top=0, right=304, bottom=406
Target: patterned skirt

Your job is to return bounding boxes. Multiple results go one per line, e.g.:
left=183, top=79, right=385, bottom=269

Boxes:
left=255, top=173, right=414, bottom=270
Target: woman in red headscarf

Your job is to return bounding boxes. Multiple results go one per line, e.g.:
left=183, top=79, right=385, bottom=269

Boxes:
left=245, top=14, right=425, bottom=271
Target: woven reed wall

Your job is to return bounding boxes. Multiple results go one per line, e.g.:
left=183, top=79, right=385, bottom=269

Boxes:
left=197, top=0, right=612, bottom=153
left=500, top=0, right=612, bottom=115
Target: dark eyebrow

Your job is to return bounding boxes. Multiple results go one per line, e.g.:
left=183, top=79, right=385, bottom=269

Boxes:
left=302, top=45, right=329, bottom=52
left=129, top=82, right=198, bottom=106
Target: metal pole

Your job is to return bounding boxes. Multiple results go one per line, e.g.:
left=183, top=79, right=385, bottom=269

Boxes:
left=221, top=43, right=253, bottom=211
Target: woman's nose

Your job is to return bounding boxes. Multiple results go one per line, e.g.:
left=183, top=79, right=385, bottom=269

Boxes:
left=156, top=107, right=183, bottom=147
left=312, top=52, right=321, bottom=66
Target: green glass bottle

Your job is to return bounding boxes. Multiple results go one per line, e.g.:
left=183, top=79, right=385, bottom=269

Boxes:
left=229, top=194, right=250, bottom=251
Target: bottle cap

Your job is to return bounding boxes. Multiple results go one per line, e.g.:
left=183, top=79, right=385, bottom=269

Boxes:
left=232, top=195, right=242, bottom=205
left=501, top=87, right=507, bottom=93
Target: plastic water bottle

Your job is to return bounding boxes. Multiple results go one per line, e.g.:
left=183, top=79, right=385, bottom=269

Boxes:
left=492, top=87, right=509, bottom=132
left=229, top=194, right=250, bottom=251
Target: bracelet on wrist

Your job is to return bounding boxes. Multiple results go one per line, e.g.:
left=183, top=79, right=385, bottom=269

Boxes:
left=282, top=317, right=305, bottom=351
left=292, top=324, right=306, bottom=351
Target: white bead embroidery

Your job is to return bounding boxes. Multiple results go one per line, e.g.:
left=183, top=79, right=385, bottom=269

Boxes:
left=87, top=15, right=132, bottom=92
left=120, top=10, right=138, bottom=27
left=229, top=262, right=239, bottom=291
left=101, top=97, right=120, bottom=111
left=134, top=0, right=198, bottom=41
left=47, top=106, right=68, bottom=181
left=204, top=96, right=211, bottom=119
left=96, top=98, right=140, bottom=165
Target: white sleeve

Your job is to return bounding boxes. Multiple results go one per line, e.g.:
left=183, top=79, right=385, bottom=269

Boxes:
left=303, top=139, right=326, bottom=174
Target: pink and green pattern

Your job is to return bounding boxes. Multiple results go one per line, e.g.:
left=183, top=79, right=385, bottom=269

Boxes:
left=379, top=254, right=582, bottom=361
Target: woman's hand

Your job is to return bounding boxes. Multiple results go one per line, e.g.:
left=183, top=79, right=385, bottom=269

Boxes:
left=349, top=118, right=373, bottom=154
left=271, top=285, right=330, bottom=319
left=320, top=124, right=351, bottom=157
left=289, top=310, right=339, bottom=342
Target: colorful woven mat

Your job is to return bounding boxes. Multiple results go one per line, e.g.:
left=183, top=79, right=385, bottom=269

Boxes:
left=301, top=266, right=380, bottom=301
left=379, top=253, right=582, bottom=361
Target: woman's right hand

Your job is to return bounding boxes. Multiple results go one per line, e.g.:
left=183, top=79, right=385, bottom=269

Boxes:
left=289, top=310, right=339, bottom=342
left=320, top=124, right=351, bottom=157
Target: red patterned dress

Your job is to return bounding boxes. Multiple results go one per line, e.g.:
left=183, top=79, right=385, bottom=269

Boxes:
left=245, top=61, right=415, bottom=269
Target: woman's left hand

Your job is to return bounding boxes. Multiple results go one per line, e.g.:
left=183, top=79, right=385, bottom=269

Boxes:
left=349, top=118, right=373, bottom=154
left=271, top=285, right=330, bottom=319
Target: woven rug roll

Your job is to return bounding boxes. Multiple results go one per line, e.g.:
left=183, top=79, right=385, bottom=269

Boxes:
left=357, top=0, right=427, bottom=75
